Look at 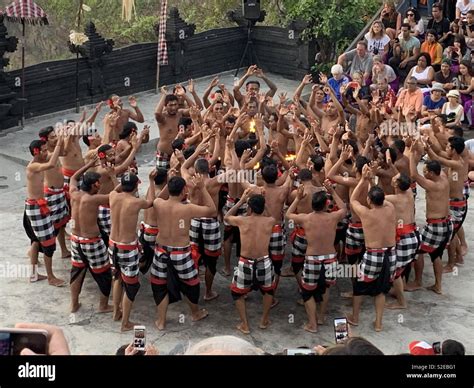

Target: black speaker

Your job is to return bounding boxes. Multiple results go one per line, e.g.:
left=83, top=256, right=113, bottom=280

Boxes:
left=242, top=0, right=261, bottom=21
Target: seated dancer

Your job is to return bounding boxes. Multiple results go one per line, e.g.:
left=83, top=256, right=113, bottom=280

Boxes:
left=347, top=165, right=397, bottom=332
left=23, top=137, right=65, bottom=287
left=225, top=190, right=276, bottom=335
left=286, top=181, right=347, bottom=333
left=151, top=175, right=214, bottom=330
left=109, top=170, right=156, bottom=331
left=69, top=158, right=113, bottom=314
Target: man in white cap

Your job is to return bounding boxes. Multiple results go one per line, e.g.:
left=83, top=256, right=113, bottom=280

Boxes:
left=420, top=82, right=446, bottom=123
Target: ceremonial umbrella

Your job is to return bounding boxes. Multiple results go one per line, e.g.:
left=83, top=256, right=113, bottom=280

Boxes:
left=1, top=0, right=48, bottom=124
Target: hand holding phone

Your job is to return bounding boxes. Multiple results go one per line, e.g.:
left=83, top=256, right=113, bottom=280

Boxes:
left=334, top=318, right=349, bottom=344
left=133, top=326, right=146, bottom=352
left=0, top=328, right=48, bottom=355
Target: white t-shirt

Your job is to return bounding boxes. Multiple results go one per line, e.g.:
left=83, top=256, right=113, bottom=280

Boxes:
left=465, top=138, right=474, bottom=154
left=456, top=0, right=474, bottom=18
left=364, top=32, right=390, bottom=55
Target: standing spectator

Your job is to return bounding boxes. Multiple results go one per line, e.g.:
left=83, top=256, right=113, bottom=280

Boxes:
left=381, top=1, right=402, bottom=39
left=428, top=3, right=452, bottom=47
left=389, top=23, right=421, bottom=82
left=407, top=53, right=436, bottom=93
left=435, top=59, right=457, bottom=91
left=365, top=20, right=391, bottom=55
left=327, top=64, right=350, bottom=102
left=421, top=30, right=444, bottom=71
left=403, top=7, right=425, bottom=39
left=337, top=41, right=373, bottom=84
left=456, top=0, right=474, bottom=21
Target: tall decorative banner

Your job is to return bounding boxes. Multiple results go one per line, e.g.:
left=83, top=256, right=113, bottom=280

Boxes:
left=157, top=0, right=168, bottom=65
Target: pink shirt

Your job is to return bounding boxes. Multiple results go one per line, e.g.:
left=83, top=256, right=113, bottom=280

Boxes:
left=395, top=88, right=423, bottom=116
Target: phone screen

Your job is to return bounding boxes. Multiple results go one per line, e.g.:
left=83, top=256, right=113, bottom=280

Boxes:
left=133, top=327, right=146, bottom=351
left=0, top=330, right=48, bottom=355
left=334, top=318, right=349, bottom=344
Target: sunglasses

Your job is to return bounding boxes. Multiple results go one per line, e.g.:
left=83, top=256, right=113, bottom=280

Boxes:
left=407, top=13, right=414, bottom=16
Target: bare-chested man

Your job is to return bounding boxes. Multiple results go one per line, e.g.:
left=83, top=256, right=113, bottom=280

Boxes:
left=384, top=173, right=419, bottom=309
left=347, top=165, right=397, bottom=332
left=92, top=129, right=147, bottom=245
left=60, top=120, right=85, bottom=187
left=138, top=168, right=168, bottom=275
left=39, top=127, right=71, bottom=259
left=181, top=138, right=237, bottom=301
left=109, top=171, right=156, bottom=331
left=225, top=190, right=276, bottom=334
left=233, top=65, right=278, bottom=108
left=104, top=95, right=144, bottom=144
left=288, top=169, right=323, bottom=285
left=425, top=136, right=468, bottom=273
left=259, top=164, right=292, bottom=307
left=69, top=159, right=113, bottom=314
left=155, top=92, right=189, bottom=170
left=287, top=181, right=347, bottom=333
left=23, top=138, right=65, bottom=287
left=151, top=175, right=214, bottom=330
left=407, top=142, right=452, bottom=295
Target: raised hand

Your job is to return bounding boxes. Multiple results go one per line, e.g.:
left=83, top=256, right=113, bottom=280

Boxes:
left=188, top=79, right=195, bottom=94
left=302, top=74, right=313, bottom=84
left=128, top=95, right=138, bottom=108
left=160, top=85, right=168, bottom=95
left=192, top=173, right=205, bottom=189
left=323, top=179, right=335, bottom=193
left=246, top=65, right=258, bottom=77
left=319, top=72, right=328, bottom=84
left=296, top=184, right=307, bottom=200
left=175, top=84, right=186, bottom=96
left=279, top=105, right=289, bottom=116
left=278, top=92, right=288, bottom=105
left=210, top=77, right=219, bottom=88
left=149, top=168, right=158, bottom=181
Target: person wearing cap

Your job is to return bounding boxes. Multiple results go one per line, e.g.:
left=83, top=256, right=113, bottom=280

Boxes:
left=327, top=64, right=349, bottom=103
left=442, top=89, right=465, bottom=127
left=421, top=30, right=444, bottom=72
left=421, top=83, right=447, bottom=123
left=108, top=170, right=157, bottom=331
left=434, top=59, right=457, bottom=91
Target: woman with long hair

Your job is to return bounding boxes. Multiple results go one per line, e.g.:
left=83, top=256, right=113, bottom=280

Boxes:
left=381, top=1, right=402, bottom=39
left=403, top=7, right=424, bottom=38
left=365, top=20, right=391, bottom=55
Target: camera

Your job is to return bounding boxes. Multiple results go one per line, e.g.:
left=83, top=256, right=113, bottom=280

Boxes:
left=432, top=341, right=441, bottom=354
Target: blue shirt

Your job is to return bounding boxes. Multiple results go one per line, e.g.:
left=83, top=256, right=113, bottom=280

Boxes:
left=326, top=76, right=350, bottom=102
left=422, top=95, right=446, bottom=110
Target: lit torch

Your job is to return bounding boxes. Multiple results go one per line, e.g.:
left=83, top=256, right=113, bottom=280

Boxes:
left=249, top=120, right=256, bottom=133
left=285, top=152, right=297, bottom=162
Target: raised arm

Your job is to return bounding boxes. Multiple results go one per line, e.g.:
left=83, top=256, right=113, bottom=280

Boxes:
left=350, top=165, right=370, bottom=218
left=70, top=155, right=97, bottom=193
left=127, top=96, right=144, bottom=123
left=255, top=68, right=278, bottom=98
left=202, top=77, right=219, bottom=109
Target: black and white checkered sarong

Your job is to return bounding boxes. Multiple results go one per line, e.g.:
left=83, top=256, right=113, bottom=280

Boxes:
left=71, top=235, right=110, bottom=272
left=189, top=217, right=221, bottom=255
left=301, top=253, right=337, bottom=290
left=151, top=244, right=199, bottom=286
left=44, top=186, right=70, bottom=229
left=98, top=205, right=111, bottom=235
left=359, top=247, right=396, bottom=282
left=108, top=240, right=140, bottom=280
left=231, top=255, right=275, bottom=295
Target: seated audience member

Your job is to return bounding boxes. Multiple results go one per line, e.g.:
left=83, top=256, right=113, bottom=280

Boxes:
left=428, top=3, right=452, bottom=48
left=381, top=1, right=402, bottom=39
left=395, top=76, right=424, bottom=121
left=327, top=64, right=350, bottom=103
left=406, top=53, right=436, bottom=93
left=365, top=20, right=391, bottom=55
left=338, top=41, right=373, bottom=84
left=421, top=83, right=447, bottom=122
left=442, top=89, right=465, bottom=126
left=421, top=30, right=444, bottom=71
left=402, top=7, right=425, bottom=39
left=389, top=23, right=421, bottom=82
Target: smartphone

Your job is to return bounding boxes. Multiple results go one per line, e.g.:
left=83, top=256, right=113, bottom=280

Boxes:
left=133, top=326, right=146, bottom=351
left=432, top=342, right=441, bottom=354
left=286, top=348, right=314, bottom=355
left=0, top=328, right=48, bottom=355
left=333, top=318, right=349, bottom=344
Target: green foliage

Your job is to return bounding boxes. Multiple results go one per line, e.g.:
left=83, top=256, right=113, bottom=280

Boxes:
left=281, top=0, right=381, bottom=60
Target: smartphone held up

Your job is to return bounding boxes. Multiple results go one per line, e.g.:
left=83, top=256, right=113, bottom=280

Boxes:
left=0, top=328, right=48, bottom=356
